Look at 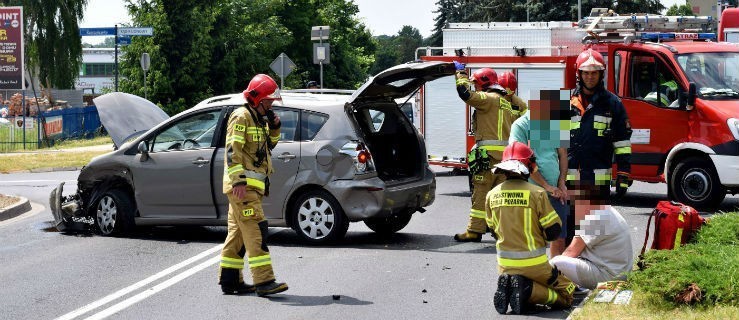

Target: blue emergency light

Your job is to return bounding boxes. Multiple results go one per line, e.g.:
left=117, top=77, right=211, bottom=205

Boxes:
left=640, top=32, right=717, bottom=41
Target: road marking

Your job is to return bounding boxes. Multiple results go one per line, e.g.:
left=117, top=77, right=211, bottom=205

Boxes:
left=0, top=179, right=77, bottom=184
left=84, top=255, right=221, bottom=320
left=55, top=244, right=223, bottom=320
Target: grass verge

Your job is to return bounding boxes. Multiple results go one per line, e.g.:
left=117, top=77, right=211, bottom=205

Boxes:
left=0, top=150, right=108, bottom=173
left=574, top=212, right=739, bottom=319
left=48, top=136, right=112, bottom=149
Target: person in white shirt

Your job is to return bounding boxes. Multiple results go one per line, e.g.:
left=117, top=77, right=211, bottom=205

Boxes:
left=549, top=193, right=633, bottom=290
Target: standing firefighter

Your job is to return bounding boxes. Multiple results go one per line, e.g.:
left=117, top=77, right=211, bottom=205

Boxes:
left=487, top=142, right=575, bottom=314
left=452, top=62, right=527, bottom=242
left=567, top=48, right=632, bottom=242
left=219, top=74, right=288, bottom=297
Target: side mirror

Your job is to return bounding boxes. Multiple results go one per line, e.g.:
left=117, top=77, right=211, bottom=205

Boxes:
left=138, top=141, right=149, bottom=162
left=687, top=82, right=697, bottom=110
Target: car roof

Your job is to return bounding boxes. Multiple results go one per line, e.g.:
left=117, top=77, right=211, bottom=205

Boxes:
left=191, top=92, right=350, bottom=114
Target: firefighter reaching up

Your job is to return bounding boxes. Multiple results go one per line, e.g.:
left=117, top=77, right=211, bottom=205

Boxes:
left=487, top=142, right=575, bottom=314
left=452, top=61, right=527, bottom=242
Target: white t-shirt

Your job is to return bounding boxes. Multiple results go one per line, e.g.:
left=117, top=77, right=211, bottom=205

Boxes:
left=577, top=206, right=633, bottom=278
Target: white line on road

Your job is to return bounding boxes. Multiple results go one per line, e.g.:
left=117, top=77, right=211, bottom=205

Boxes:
left=0, top=180, right=78, bottom=184
left=84, top=255, right=221, bottom=320
left=55, top=244, right=223, bottom=320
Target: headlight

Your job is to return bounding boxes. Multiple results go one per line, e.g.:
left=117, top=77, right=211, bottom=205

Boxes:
left=728, top=118, right=739, bottom=140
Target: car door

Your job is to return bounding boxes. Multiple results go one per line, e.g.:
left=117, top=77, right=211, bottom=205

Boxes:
left=262, top=107, right=301, bottom=219
left=611, top=47, right=690, bottom=180
left=132, top=109, right=222, bottom=218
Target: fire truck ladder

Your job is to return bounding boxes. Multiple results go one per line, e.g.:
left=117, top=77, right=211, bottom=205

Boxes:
left=579, top=8, right=716, bottom=43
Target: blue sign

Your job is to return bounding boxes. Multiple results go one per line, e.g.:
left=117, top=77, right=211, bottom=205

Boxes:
left=117, top=36, right=131, bottom=45
left=79, top=27, right=116, bottom=37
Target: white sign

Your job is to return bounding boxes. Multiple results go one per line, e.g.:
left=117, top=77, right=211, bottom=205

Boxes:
left=119, top=27, right=153, bottom=36
left=631, top=129, right=650, bottom=144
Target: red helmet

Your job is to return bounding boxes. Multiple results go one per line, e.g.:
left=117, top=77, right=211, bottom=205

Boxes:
left=576, top=48, right=605, bottom=71
left=498, top=71, right=518, bottom=95
left=470, top=68, right=498, bottom=89
left=243, top=74, right=281, bottom=106
left=494, top=141, right=537, bottom=175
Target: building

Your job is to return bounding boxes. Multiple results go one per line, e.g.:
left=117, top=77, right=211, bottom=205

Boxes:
left=75, top=48, right=116, bottom=95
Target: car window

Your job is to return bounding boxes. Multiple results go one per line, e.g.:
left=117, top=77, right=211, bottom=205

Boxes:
left=151, top=110, right=220, bottom=152
left=629, top=54, right=680, bottom=108
left=300, top=111, right=328, bottom=141
left=275, top=108, right=299, bottom=141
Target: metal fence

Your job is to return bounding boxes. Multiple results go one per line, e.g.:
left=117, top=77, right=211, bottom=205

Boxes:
left=0, top=106, right=102, bottom=153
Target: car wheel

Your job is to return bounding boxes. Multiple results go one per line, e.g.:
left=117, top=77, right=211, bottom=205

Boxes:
left=364, top=210, right=413, bottom=235
left=669, top=156, right=725, bottom=209
left=95, top=189, right=135, bottom=236
left=291, top=189, right=349, bottom=244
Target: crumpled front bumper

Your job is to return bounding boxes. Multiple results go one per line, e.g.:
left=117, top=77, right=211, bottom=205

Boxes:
left=49, top=182, right=94, bottom=232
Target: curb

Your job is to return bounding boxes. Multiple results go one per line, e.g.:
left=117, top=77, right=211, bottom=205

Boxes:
left=0, top=196, right=32, bottom=221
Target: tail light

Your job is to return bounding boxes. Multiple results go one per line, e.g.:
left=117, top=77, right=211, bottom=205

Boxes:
left=340, top=141, right=375, bottom=174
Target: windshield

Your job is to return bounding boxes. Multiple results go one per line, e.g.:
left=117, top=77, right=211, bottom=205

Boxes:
left=676, top=52, right=739, bottom=100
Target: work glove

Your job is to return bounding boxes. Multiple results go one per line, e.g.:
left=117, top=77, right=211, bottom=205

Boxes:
left=265, top=109, right=281, bottom=129
left=453, top=60, right=466, bottom=71
left=615, top=172, right=631, bottom=195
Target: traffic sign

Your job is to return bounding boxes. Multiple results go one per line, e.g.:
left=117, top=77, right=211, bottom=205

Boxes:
left=119, top=27, right=154, bottom=36
left=310, top=26, right=330, bottom=40
left=313, top=43, right=330, bottom=64
left=270, top=53, right=296, bottom=78
left=117, top=36, right=131, bottom=45
left=80, top=27, right=116, bottom=37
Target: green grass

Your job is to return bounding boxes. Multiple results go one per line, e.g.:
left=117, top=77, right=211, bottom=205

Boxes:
left=46, top=135, right=112, bottom=149
left=0, top=150, right=108, bottom=173
left=577, top=212, right=739, bottom=319
left=0, top=123, right=40, bottom=152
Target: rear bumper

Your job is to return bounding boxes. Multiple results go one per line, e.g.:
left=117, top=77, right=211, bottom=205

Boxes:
left=326, top=169, right=436, bottom=221
left=711, top=154, right=739, bottom=187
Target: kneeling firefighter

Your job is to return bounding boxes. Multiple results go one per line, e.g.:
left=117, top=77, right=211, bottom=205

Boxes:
left=487, top=142, right=574, bottom=314
left=219, top=74, right=288, bottom=297
left=452, top=61, right=527, bottom=242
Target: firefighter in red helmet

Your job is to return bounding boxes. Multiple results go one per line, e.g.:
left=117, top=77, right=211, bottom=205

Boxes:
left=488, top=141, right=575, bottom=314
left=566, top=48, right=632, bottom=243
left=219, top=74, right=288, bottom=297
left=452, top=61, right=527, bottom=242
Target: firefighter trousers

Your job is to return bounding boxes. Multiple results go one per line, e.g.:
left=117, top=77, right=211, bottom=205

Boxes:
left=467, top=169, right=506, bottom=234
left=219, top=191, right=276, bottom=286
left=500, top=262, right=575, bottom=308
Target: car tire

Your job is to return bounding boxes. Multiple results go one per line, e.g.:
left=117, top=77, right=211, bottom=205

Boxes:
left=291, top=189, right=349, bottom=244
left=669, top=156, right=725, bottom=209
left=95, top=189, right=135, bottom=236
left=364, top=210, right=413, bottom=235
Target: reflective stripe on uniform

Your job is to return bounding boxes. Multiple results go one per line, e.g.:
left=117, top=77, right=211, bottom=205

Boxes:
left=479, top=145, right=506, bottom=152
left=228, top=164, right=244, bottom=175
left=615, top=146, right=632, bottom=154
left=570, top=115, right=581, bottom=130
left=566, top=169, right=578, bottom=181
left=593, top=115, right=612, bottom=123
left=242, top=171, right=267, bottom=190
left=497, top=247, right=547, bottom=259
left=539, top=210, right=559, bottom=226
left=246, top=127, right=264, bottom=141
left=524, top=208, right=536, bottom=251
left=456, top=78, right=470, bottom=86
left=546, top=288, right=558, bottom=305
left=594, top=168, right=611, bottom=185
left=497, top=254, right=548, bottom=267
left=613, top=140, right=631, bottom=148
left=478, top=139, right=508, bottom=146
left=270, top=135, right=280, bottom=143
left=248, top=254, right=272, bottom=268
left=220, top=256, right=244, bottom=269
left=477, top=92, right=487, bottom=100
left=470, top=209, right=486, bottom=219
left=227, top=135, right=245, bottom=144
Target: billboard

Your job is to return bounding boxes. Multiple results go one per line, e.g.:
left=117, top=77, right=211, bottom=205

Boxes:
left=0, top=7, right=23, bottom=90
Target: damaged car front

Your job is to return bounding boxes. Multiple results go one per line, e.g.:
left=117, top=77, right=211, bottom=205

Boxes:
left=49, top=92, right=169, bottom=233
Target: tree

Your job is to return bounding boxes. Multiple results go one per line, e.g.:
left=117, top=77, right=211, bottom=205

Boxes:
left=395, top=26, right=423, bottom=64
left=666, top=3, right=695, bottom=16
left=0, top=0, right=87, bottom=89
left=369, top=35, right=399, bottom=75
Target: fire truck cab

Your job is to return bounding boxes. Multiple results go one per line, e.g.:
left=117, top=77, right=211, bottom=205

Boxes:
left=419, top=11, right=739, bottom=209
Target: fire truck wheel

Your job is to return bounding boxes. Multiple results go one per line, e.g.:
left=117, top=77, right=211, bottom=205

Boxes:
left=364, top=209, right=413, bottom=235
left=94, top=189, right=135, bottom=236
left=670, top=156, right=725, bottom=209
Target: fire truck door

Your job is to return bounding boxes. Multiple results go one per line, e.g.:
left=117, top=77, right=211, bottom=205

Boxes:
left=615, top=49, right=690, bottom=181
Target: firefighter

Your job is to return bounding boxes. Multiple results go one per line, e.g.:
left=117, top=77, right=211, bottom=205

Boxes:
left=452, top=62, right=527, bottom=242
left=487, top=141, right=575, bottom=314
left=219, top=74, right=288, bottom=297
left=567, top=48, right=632, bottom=243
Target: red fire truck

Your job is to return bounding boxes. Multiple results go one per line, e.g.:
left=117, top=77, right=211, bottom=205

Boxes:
left=419, top=11, right=739, bottom=209
left=719, top=7, right=739, bottom=42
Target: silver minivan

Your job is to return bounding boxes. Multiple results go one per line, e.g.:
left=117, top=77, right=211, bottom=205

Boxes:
left=50, top=61, right=455, bottom=244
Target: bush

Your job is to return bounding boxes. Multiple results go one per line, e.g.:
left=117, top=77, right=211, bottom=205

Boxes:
left=629, top=212, right=739, bottom=306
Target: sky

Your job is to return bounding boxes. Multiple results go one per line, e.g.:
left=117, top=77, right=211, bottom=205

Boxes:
left=80, top=0, right=685, bottom=44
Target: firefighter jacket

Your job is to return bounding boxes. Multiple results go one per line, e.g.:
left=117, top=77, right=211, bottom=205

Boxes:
left=223, top=105, right=281, bottom=195
left=456, top=71, right=527, bottom=161
left=485, top=178, right=561, bottom=268
left=569, top=86, right=632, bottom=177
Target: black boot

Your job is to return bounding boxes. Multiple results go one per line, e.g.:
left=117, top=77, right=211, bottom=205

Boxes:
left=509, top=275, right=533, bottom=315
left=255, top=280, right=288, bottom=297
left=493, top=274, right=511, bottom=314
left=220, top=268, right=255, bottom=295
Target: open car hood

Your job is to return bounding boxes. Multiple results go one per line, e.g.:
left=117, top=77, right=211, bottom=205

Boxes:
left=93, top=92, right=170, bottom=147
left=349, top=61, right=455, bottom=103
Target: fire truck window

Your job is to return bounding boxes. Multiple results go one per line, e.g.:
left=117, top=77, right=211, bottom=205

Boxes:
left=630, top=55, right=679, bottom=108
left=613, top=51, right=624, bottom=94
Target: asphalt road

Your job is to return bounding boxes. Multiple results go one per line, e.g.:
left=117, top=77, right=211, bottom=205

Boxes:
left=1, top=169, right=738, bottom=320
